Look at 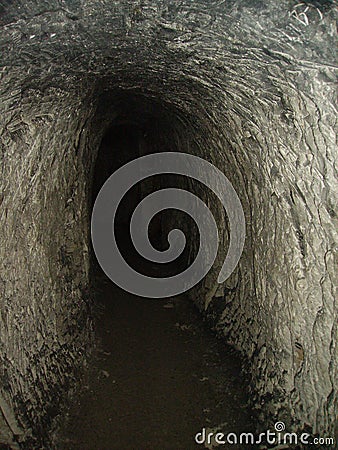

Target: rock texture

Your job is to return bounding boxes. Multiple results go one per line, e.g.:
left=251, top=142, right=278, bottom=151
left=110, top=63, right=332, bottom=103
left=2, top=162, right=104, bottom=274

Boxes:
left=0, top=0, right=337, bottom=446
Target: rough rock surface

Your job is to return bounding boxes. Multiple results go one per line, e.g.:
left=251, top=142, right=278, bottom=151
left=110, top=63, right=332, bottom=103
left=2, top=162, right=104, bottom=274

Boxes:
left=0, top=0, right=337, bottom=446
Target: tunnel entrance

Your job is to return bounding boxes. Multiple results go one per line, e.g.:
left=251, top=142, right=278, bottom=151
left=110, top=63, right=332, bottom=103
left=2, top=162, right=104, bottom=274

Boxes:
left=55, top=118, right=255, bottom=449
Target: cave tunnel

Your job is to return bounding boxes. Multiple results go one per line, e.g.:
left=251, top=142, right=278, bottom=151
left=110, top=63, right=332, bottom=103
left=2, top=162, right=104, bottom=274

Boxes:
left=0, top=0, right=337, bottom=449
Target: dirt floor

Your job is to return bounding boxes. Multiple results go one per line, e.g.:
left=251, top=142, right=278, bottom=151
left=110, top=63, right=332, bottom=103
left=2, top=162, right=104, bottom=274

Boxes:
left=56, top=275, right=254, bottom=450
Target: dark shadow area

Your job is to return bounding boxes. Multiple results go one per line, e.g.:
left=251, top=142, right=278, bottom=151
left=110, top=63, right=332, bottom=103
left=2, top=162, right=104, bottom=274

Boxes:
left=57, top=279, right=255, bottom=450
left=91, top=120, right=200, bottom=279
left=55, top=119, right=256, bottom=449
left=92, top=123, right=142, bottom=205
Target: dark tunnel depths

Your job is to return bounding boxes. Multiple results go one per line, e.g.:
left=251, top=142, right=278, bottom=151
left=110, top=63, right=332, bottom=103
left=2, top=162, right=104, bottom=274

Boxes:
left=91, top=118, right=204, bottom=280
left=54, top=106, right=255, bottom=448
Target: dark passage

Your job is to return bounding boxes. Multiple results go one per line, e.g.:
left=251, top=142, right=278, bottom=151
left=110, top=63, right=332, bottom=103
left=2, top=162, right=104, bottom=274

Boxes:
left=55, top=123, right=254, bottom=449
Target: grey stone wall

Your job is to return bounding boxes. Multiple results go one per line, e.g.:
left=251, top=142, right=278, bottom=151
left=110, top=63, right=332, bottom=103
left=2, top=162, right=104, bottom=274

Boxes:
left=0, top=0, right=336, bottom=446
left=0, top=86, right=100, bottom=445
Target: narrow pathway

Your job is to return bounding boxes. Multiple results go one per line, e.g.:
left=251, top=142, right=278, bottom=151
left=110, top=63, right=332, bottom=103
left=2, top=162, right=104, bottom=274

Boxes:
left=57, top=277, right=254, bottom=449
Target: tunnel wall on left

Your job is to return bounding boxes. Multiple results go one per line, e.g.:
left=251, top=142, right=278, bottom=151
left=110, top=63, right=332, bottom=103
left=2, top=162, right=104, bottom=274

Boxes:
left=0, top=85, right=100, bottom=445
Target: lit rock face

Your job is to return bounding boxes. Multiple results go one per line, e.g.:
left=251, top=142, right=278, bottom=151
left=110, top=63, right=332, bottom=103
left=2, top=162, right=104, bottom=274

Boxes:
left=0, top=0, right=336, bottom=446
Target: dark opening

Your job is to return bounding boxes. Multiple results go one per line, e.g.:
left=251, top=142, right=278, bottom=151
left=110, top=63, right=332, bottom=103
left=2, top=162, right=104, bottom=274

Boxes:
left=57, top=110, right=255, bottom=449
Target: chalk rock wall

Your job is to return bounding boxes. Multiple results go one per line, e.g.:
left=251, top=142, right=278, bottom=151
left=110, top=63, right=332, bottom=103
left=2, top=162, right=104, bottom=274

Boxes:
left=0, top=0, right=336, bottom=445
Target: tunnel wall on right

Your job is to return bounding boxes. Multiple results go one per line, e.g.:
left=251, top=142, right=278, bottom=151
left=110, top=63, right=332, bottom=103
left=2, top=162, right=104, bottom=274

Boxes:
left=176, top=33, right=338, bottom=442
left=187, top=84, right=337, bottom=436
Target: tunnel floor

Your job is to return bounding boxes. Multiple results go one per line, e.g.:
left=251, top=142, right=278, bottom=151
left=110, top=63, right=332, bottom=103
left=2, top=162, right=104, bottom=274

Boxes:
left=56, top=272, right=254, bottom=450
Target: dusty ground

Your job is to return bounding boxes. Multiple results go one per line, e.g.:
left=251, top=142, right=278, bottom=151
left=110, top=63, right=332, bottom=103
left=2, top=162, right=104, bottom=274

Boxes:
left=56, top=276, right=254, bottom=450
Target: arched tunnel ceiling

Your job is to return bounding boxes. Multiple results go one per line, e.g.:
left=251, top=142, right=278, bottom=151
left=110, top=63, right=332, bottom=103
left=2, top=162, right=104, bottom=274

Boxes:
left=1, top=1, right=336, bottom=94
